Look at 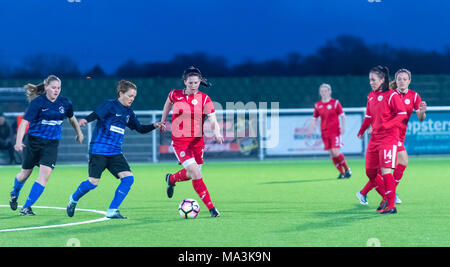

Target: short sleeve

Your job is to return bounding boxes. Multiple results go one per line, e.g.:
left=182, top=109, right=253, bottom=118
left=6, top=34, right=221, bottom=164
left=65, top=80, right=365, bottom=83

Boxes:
left=168, top=90, right=176, bottom=103
left=313, top=103, right=319, bottom=118
left=94, top=100, right=112, bottom=120
left=335, top=100, right=344, bottom=115
left=203, top=95, right=215, bottom=115
left=65, top=98, right=74, bottom=118
left=24, top=98, right=41, bottom=122
left=390, top=93, right=406, bottom=114
left=413, top=93, right=421, bottom=111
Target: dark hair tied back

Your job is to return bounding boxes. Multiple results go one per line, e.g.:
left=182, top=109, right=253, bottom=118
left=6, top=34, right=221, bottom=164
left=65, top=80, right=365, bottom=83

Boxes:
left=182, top=66, right=212, bottom=88
left=370, top=65, right=390, bottom=92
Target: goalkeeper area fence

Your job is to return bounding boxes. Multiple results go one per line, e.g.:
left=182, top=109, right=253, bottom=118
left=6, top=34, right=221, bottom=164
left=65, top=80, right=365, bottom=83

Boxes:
left=2, top=105, right=450, bottom=164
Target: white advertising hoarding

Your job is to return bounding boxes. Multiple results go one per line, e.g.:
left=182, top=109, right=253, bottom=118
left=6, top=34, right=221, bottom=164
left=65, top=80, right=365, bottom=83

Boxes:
left=266, top=114, right=363, bottom=156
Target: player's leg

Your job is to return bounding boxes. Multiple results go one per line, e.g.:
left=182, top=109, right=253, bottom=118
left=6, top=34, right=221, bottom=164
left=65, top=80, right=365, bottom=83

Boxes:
left=325, top=136, right=344, bottom=178
left=67, top=154, right=104, bottom=217
left=105, top=155, right=134, bottom=219
left=358, top=144, right=386, bottom=206
left=394, top=150, right=408, bottom=187
left=332, top=135, right=351, bottom=178
left=10, top=137, right=37, bottom=210
left=379, top=144, right=398, bottom=214
left=10, top=168, right=33, bottom=210
left=165, top=142, right=193, bottom=198
left=189, top=145, right=219, bottom=217
left=393, top=148, right=408, bottom=204
left=20, top=165, right=53, bottom=215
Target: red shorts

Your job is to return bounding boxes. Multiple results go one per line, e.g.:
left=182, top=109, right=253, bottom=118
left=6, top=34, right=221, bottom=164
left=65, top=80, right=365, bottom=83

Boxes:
left=172, top=138, right=205, bottom=168
left=321, top=133, right=342, bottom=150
left=365, top=139, right=398, bottom=169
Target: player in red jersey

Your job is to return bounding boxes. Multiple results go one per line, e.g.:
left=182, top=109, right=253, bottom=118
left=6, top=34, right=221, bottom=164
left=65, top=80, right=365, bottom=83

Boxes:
left=307, top=83, right=351, bottom=179
left=357, top=69, right=426, bottom=205
left=356, top=66, right=407, bottom=214
left=160, top=66, right=223, bottom=217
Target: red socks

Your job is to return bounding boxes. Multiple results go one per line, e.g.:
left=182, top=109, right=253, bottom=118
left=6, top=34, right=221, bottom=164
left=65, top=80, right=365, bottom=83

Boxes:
left=393, top=164, right=407, bottom=187
left=382, top=173, right=396, bottom=209
left=337, top=154, right=349, bottom=170
left=170, top=169, right=215, bottom=210
left=332, top=156, right=344, bottom=174
left=332, top=154, right=349, bottom=174
left=170, top=169, right=190, bottom=184
left=192, top=178, right=214, bottom=210
left=362, top=169, right=386, bottom=198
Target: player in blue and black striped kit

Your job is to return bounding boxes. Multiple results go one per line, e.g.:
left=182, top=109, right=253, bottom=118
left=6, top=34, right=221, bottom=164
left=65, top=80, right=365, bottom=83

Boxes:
left=67, top=80, right=163, bottom=219
left=9, top=75, right=84, bottom=216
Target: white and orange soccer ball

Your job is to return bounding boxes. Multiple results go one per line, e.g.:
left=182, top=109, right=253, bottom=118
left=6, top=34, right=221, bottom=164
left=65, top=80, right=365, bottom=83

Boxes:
left=178, top=199, right=200, bottom=219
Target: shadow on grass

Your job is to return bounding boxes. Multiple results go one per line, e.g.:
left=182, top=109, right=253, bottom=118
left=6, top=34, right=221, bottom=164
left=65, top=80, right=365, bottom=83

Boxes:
left=261, top=178, right=338, bottom=185
left=275, top=204, right=377, bottom=234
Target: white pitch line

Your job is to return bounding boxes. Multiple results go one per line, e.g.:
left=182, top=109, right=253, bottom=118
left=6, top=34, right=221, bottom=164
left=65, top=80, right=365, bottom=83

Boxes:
left=0, top=205, right=110, bottom=233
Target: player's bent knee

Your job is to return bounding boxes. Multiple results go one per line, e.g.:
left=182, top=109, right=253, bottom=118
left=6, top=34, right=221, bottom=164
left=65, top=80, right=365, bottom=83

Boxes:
left=88, top=177, right=100, bottom=186
left=121, top=176, right=134, bottom=187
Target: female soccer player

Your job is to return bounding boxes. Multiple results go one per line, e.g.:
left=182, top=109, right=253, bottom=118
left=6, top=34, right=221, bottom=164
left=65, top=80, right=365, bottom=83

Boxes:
left=357, top=69, right=426, bottom=205
left=307, top=83, right=351, bottom=179
left=356, top=66, right=407, bottom=214
left=66, top=80, right=162, bottom=219
left=160, top=66, right=223, bottom=218
left=9, top=75, right=84, bottom=216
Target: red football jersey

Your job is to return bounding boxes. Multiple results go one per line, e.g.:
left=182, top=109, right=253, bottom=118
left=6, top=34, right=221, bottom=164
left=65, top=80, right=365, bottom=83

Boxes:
left=396, top=89, right=422, bottom=141
left=313, top=98, right=344, bottom=136
left=168, top=89, right=215, bottom=142
left=364, top=89, right=407, bottom=144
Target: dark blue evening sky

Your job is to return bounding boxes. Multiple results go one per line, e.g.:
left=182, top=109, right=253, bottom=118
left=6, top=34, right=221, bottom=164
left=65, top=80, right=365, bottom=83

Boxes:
left=1, top=0, right=449, bottom=73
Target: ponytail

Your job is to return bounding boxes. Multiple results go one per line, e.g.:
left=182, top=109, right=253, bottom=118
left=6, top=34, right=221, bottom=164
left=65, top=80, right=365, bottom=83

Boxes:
left=24, top=75, right=61, bottom=102
left=25, top=83, right=45, bottom=102
left=370, top=65, right=390, bottom=92
left=182, top=66, right=212, bottom=88
left=389, top=80, right=397, bottom=90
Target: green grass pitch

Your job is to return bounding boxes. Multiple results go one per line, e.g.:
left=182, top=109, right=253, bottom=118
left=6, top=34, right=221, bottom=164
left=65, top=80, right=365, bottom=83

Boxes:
left=0, top=157, right=449, bottom=247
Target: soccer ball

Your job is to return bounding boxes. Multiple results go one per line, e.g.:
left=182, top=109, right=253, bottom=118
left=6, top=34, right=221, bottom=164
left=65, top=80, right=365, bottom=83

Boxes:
left=178, top=199, right=200, bottom=219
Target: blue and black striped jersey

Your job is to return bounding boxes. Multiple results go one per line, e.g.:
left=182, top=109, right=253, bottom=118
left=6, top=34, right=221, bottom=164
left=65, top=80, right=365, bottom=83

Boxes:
left=89, top=99, right=141, bottom=155
left=24, top=94, right=74, bottom=140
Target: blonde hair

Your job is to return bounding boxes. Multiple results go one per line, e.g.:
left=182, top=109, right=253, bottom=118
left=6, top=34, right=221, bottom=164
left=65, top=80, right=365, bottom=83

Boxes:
left=116, top=79, right=137, bottom=97
left=319, top=83, right=332, bottom=91
left=389, top=69, right=412, bottom=90
left=25, top=75, right=61, bottom=102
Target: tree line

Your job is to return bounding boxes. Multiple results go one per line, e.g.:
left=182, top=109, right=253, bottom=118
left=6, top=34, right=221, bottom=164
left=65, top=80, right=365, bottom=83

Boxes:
left=1, top=35, right=450, bottom=79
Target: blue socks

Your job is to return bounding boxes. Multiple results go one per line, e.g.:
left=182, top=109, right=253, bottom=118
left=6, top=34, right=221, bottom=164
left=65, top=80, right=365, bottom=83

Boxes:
left=109, top=176, right=134, bottom=210
left=12, top=177, right=25, bottom=197
left=23, top=182, right=45, bottom=208
left=71, top=179, right=98, bottom=202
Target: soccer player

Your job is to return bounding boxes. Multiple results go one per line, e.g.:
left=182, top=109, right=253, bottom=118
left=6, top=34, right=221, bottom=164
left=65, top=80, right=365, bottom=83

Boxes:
left=66, top=80, right=162, bottom=219
left=356, top=66, right=407, bottom=214
left=307, top=83, right=351, bottom=179
left=9, top=75, right=84, bottom=216
left=160, top=66, right=223, bottom=218
left=356, top=69, right=426, bottom=205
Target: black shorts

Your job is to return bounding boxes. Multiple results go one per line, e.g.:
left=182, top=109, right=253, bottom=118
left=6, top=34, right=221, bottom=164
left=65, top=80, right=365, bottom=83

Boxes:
left=88, top=154, right=131, bottom=179
left=22, top=134, right=59, bottom=169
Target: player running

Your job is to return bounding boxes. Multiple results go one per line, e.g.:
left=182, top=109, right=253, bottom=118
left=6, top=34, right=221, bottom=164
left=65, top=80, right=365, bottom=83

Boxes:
left=356, top=69, right=426, bottom=205
left=9, top=75, right=84, bottom=216
left=307, top=83, right=351, bottom=179
left=66, top=80, right=162, bottom=219
left=160, top=66, right=223, bottom=218
left=356, top=66, right=407, bottom=214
